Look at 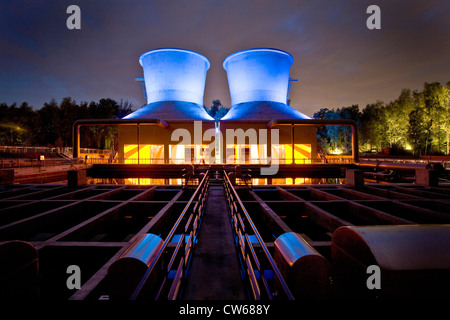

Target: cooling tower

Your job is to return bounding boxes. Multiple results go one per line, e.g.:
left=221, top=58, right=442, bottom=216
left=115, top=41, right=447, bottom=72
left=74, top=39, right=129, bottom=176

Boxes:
left=124, top=48, right=213, bottom=121
left=221, top=48, right=310, bottom=120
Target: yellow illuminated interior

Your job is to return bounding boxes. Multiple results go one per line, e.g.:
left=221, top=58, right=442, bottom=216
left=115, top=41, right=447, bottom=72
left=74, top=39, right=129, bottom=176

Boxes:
left=124, top=144, right=164, bottom=164
left=169, top=144, right=210, bottom=164
left=123, top=143, right=312, bottom=185
left=226, top=144, right=311, bottom=164
left=236, top=178, right=312, bottom=185
left=125, top=178, right=183, bottom=185
left=272, top=144, right=311, bottom=164
left=124, top=143, right=311, bottom=165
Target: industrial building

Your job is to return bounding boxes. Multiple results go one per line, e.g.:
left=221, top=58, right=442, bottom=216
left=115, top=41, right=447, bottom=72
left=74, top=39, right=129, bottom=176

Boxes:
left=119, top=48, right=216, bottom=167
left=219, top=48, right=317, bottom=167
left=1, top=48, right=450, bottom=302
left=75, top=48, right=334, bottom=169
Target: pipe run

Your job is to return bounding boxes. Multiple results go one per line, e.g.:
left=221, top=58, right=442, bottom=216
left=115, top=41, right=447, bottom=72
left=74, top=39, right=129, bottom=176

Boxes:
left=130, top=170, right=210, bottom=300
left=72, top=118, right=169, bottom=159
left=356, top=161, right=444, bottom=171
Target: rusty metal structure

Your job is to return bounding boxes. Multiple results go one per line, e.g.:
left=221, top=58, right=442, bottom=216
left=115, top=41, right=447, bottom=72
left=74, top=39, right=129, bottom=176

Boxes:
left=1, top=47, right=450, bottom=302
left=1, top=164, right=450, bottom=301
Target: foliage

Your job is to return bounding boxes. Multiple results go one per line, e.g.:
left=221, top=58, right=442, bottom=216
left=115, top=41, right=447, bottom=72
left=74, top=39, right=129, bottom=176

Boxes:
left=1, top=81, right=448, bottom=156
left=313, top=81, right=449, bottom=156
left=313, top=105, right=359, bottom=155
left=0, top=97, right=134, bottom=148
left=204, top=99, right=229, bottom=120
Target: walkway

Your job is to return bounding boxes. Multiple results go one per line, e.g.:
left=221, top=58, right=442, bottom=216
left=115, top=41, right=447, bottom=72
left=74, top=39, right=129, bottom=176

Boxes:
left=181, top=179, right=247, bottom=300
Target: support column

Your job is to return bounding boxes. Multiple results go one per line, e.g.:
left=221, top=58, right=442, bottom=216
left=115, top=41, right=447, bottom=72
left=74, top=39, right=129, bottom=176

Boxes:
left=415, top=169, right=438, bottom=187
left=291, top=124, right=295, bottom=164
left=351, top=124, right=359, bottom=163
left=345, top=169, right=364, bottom=188
left=137, top=124, right=140, bottom=164
left=164, top=143, right=170, bottom=164
left=68, top=169, right=87, bottom=188
left=0, top=169, right=14, bottom=185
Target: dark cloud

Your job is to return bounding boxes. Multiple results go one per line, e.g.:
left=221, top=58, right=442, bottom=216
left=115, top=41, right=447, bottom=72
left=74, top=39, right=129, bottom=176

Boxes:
left=1, top=0, right=449, bottom=116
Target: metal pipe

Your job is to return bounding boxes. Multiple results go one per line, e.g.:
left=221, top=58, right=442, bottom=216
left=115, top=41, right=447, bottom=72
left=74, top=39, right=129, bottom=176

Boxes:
left=72, top=118, right=168, bottom=159
left=223, top=170, right=295, bottom=300
left=356, top=161, right=441, bottom=171
left=130, top=170, right=209, bottom=300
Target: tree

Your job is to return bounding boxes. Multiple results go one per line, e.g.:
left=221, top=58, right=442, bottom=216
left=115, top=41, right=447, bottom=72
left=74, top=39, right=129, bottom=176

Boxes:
left=313, top=106, right=359, bottom=154
left=407, top=107, right=427, bottom=156
left=0, top=97, right=134, bottom=149
left=446, top=82, right=450, bottom=155
left=36, top=99, right=61, bottom=146
left=358, top=101, right=383, bottom=152
left=204, top=99, right=229, bottom=120
left=383, top=89, right=414, bottom=150
left=59, top=97, right=80, bottom=147
left=422, top=82, right=449, bottom=154
left=117, top=99, right=134, bottom=119
left=338, top=105, right=360, bottom=152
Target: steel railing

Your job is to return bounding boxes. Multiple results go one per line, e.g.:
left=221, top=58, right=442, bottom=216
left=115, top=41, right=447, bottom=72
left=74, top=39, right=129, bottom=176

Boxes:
left=130, top=170, right=210, bottom=300
left=223, top=170, right=294, bottom=300
left=73, top=157, right=355, bottom=165
left=0, top=158, right=82, bottom=168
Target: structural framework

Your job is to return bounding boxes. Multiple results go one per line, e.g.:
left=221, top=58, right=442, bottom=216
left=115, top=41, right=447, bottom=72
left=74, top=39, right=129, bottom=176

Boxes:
left=1, top=48, right=450, bottom=301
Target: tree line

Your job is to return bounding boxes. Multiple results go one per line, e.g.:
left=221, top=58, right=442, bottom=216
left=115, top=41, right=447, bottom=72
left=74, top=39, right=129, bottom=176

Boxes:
left=1, top=81, right=449, bottom=156
left=0, top=97, right=133, bottom=149
left=0, top=98, right=230, bottom=150
left=314, top=81, right=450, bottom=156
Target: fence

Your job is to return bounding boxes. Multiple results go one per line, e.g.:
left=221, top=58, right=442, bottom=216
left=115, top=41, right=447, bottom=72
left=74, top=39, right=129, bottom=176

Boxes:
left=223, top=170, right=294, bottom=300
left=130, top=170, right=210, bottom=300
left=0, top=146, right=111, bottom=168
left=82, top=157, right=355, bottom=165
left=0, top=158, right=78, bottom=169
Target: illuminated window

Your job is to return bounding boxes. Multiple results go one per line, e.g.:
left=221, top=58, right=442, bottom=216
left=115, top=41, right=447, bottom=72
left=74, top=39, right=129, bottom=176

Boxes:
left=125, top=178, right=166, bottom=185
left=226, top=144, right=268, bottom=164
left=124, top=144, right=164, bottom=164
left=271, top=178, right=310, bottom=185
left=271, top=144, right=311, bottom=164
left=169, top=144, right=210, bottom=164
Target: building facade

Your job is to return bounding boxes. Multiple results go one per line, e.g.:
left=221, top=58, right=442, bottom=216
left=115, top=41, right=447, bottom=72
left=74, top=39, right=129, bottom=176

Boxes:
left=117, top=47, right=317, bottom=166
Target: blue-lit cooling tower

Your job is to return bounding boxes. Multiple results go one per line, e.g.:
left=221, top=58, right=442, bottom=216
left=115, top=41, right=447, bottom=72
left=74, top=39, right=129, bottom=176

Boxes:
left=223, top=48, right=293, bottom=106
left=124, top=48, right=213, bottom=121
left=124, top=48, right=214, bottom=121
left=221, top=48, right=310, bottom=120
left=140, top=48, right=210, bottom=105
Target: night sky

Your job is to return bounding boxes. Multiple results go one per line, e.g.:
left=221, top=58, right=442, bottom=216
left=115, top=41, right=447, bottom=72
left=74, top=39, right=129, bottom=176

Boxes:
left=1, top=0, right=449, bottom=117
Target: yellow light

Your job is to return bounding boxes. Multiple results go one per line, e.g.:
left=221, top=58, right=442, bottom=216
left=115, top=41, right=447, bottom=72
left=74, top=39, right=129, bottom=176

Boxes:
left=124, top=144, right=164, bottom=164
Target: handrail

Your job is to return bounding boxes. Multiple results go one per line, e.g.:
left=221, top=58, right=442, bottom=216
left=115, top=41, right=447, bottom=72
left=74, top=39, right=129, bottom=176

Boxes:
left=130, top=170, right=210, bottom=300
left=223, top=170, right=294, bottom=300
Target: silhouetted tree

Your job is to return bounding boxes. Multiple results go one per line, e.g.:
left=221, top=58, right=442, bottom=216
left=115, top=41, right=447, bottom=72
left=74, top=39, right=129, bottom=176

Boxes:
left=204, top=100, right=229, bottom=120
